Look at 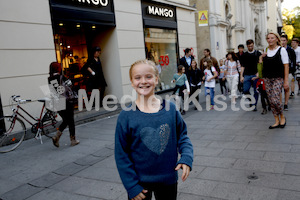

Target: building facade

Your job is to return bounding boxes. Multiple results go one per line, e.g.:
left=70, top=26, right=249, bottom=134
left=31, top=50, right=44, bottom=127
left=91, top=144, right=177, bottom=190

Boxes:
left=191, top=0, right=282, bottom=61
left=0, top=0, right=197, bottom=120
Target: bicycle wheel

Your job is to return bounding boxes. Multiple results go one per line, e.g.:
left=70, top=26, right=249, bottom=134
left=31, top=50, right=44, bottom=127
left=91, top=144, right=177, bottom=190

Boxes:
left=0, top=116, right=26, bottom=153
left=41, top=110, right=58, bottom=138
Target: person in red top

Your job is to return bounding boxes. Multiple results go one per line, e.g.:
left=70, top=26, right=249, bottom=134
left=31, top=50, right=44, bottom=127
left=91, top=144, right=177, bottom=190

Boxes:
left=256, top=79, right=270, bottom=115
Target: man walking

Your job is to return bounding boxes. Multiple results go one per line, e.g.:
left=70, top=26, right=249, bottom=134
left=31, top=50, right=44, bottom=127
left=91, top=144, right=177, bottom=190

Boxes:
left=199, top=48, right=219, bottom=73
left=179, top=48, right=194, bottom=79
left=236, top=44, right=245, bottom=96
left=291, top=38, right=300, bottom=95
left=280, top=34, right=296, bottom=110
left=240, top=39, right=261, bottom=111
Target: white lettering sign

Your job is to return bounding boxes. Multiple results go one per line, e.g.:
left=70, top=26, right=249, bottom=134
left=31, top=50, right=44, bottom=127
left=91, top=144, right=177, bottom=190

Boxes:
left=76, top=0, right=108, bottom=7
left=147, top=6, right=174, bottom=18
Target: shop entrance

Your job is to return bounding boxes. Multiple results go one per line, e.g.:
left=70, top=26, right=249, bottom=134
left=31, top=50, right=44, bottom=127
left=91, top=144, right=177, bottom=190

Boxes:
left=52, top=21, right=113, bottom=104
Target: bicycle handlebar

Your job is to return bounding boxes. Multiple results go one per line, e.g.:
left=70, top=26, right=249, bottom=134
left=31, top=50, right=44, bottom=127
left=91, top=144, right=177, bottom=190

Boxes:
left=11, top=95, right=31, bottom=103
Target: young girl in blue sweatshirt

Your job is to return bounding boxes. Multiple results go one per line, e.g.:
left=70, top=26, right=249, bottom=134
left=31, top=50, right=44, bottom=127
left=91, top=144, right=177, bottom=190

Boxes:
left=115, top=59, right=193, bottom=200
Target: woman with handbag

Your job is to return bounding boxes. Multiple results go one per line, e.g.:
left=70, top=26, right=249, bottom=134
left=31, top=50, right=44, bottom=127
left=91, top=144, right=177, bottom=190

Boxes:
left=261, top=32, right=289, bottom=129
left=48, top=62, right=80, bottom=147
left=172, top=65, right=190, bottom=115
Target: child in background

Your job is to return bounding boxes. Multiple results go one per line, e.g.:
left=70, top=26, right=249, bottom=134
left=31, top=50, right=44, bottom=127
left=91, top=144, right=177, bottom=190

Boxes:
left=202, top=58, right=218, bottom=110
left=219, top=59, right=227, bottom=95
left=256, top=79, right=270, bottom=114
left=189, top=60, right=204, bottom=109
left=172, top=65, right=190, bottom=115
left=115, top=59, right=193, bottom=200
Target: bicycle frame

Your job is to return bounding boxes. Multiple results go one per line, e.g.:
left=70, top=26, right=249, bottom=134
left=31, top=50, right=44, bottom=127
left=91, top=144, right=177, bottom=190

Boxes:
left=11, top=101, right=57, bottom=144
left=12, top=103, right=45, bottom=128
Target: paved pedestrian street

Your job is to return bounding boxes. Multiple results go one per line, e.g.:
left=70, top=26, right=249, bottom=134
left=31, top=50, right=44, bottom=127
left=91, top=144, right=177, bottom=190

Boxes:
left=1, top=91, right=300, bottom=200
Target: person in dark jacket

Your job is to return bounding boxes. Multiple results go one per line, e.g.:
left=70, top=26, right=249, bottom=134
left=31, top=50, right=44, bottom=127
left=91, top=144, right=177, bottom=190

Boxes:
left=179, top=48, right=194, bottom=80
left=236, top=44, right=245, bottom=95
left=48, top=62, right=79, bottom=147
left=280, top=34, right=297, bottom=111
left=82, top=46, right=107, bottom=107
left=189, top=59, right=203, bottom=108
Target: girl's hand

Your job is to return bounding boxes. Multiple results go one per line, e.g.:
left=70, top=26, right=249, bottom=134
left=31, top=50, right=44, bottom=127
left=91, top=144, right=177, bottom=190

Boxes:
left=175, top=164, right=190, bottom=182
left=222, top=77, right=226, bottom=81
left=132, top=190, right=148, bottom=200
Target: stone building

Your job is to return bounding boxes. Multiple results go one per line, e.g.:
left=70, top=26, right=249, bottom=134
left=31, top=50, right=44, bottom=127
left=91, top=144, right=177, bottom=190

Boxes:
left=190, top=0, right=283, bottom=61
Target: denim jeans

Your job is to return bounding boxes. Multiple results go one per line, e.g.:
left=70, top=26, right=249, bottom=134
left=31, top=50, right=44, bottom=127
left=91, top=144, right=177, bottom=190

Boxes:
left=205, top=87, right=215, bottom=105
left=243, top=75, right=259, bottom=105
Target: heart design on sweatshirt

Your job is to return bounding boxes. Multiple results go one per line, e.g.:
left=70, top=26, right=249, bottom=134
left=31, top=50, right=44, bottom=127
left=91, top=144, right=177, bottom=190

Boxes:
left=140, top=124, right=170, bottom=155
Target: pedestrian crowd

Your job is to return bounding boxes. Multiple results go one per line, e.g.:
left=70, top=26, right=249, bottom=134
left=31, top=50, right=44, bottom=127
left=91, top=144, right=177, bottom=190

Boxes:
left=174, top=34, right=300, bottom=129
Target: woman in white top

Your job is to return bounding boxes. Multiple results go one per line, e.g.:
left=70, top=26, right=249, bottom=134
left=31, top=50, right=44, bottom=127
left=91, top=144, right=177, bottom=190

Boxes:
left=225, top=52, right=241, bottom=104
left=261, top=32, right=289, bottom=129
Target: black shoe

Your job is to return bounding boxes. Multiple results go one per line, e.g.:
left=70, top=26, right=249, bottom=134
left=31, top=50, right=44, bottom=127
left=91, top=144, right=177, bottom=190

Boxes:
left=268, top=106, right=271, bottom=111
left=181, top=110, right=185, bottom=115
left=290, top=92, right=295, bottom=97
left=269, top=124, right=280, bottom=129
left=252, top=106, right=257, bottom=111
left=279, top=117, right=286, bottom=128
left=284, top=104, right=288, bottom=111
left=261, top=109, right=267, bottom=115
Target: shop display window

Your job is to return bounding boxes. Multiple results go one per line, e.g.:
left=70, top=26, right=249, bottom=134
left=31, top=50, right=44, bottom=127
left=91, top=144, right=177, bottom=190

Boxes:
left=144, top=28, right=178, bottom=91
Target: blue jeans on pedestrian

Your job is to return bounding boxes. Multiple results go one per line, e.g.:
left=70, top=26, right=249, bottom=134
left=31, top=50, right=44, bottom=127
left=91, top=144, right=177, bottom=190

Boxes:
left=243, top=75, right=259, bottom=105
left=205, top=87, right=215, bottom=105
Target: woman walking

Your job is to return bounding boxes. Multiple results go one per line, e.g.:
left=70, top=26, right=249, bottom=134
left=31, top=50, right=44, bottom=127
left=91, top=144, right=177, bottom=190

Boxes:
left=224, top=52, right=241, bottom=104
left=48, top=62, right=80, bottom=147
left=261, top=32, right=289, bottom=129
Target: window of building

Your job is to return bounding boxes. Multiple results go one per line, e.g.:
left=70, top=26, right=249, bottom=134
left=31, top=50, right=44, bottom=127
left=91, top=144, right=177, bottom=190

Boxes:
left=144, top=28, right=178, bottom=91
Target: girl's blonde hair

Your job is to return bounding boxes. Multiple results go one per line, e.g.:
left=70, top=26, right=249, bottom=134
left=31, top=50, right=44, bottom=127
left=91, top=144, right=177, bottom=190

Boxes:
left=129, top=59, right=159, bottom=80
left=266, top=32, right=282, bottom=46
left=203, top=58, right=213, bottom=70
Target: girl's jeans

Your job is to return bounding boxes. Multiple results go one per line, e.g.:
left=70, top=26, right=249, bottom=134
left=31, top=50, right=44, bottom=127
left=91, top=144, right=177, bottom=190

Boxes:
left=205, top=87, right=215, bottom=105
left=128, top=182, right=177, bottom=200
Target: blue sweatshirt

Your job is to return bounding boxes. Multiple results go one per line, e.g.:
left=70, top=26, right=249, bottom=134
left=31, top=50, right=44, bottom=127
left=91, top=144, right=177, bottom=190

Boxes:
left=115, top=100, right=193, bottom=199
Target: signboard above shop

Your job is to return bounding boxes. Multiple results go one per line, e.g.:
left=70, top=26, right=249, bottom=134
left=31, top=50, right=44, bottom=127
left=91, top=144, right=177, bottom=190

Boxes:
left=49, top=0, right=115, bottom=26
left=141, top=0, right=177, bottom=29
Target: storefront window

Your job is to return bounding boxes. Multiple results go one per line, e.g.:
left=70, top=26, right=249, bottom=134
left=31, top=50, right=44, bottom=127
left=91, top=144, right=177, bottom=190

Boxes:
left=144, top=28, right=178, bottom=92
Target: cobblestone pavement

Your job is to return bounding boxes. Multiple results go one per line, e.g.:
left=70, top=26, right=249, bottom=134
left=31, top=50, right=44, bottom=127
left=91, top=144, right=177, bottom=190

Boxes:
left=1, top=87, right=300, bottom=200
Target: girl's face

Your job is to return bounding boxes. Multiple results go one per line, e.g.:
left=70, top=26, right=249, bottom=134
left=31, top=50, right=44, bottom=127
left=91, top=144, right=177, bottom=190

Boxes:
left=182, top=67, right=185, bottom=73
left=228, top=54, right=232, bottom=60
left=131, top=63, right=158, bottom=97
left=191, top=61, right=197, bottom=69
left=267, top=34, right=278, bottom=46
left=203, top=61, right=207, bottom=67
left=219, top=60, right=223, bottom=65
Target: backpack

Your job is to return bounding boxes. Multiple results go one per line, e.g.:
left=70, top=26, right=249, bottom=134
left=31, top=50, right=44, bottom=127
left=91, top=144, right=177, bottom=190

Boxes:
left=210, top=67, right=218, bottom=77
left=59, top=75, right=78, bottom=103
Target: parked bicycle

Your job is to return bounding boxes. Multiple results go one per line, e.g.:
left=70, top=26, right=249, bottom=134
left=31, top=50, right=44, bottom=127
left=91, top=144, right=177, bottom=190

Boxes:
left=0, top=95, right=58, bottom=153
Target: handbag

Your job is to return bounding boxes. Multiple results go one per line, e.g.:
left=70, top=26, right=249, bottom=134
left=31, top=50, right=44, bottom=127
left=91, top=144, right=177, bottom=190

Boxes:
left=60, top=75, right=78, bottom=103
left=257, top=48, right=268, bottom=78
left=257, top=62, right=263, bottom=78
